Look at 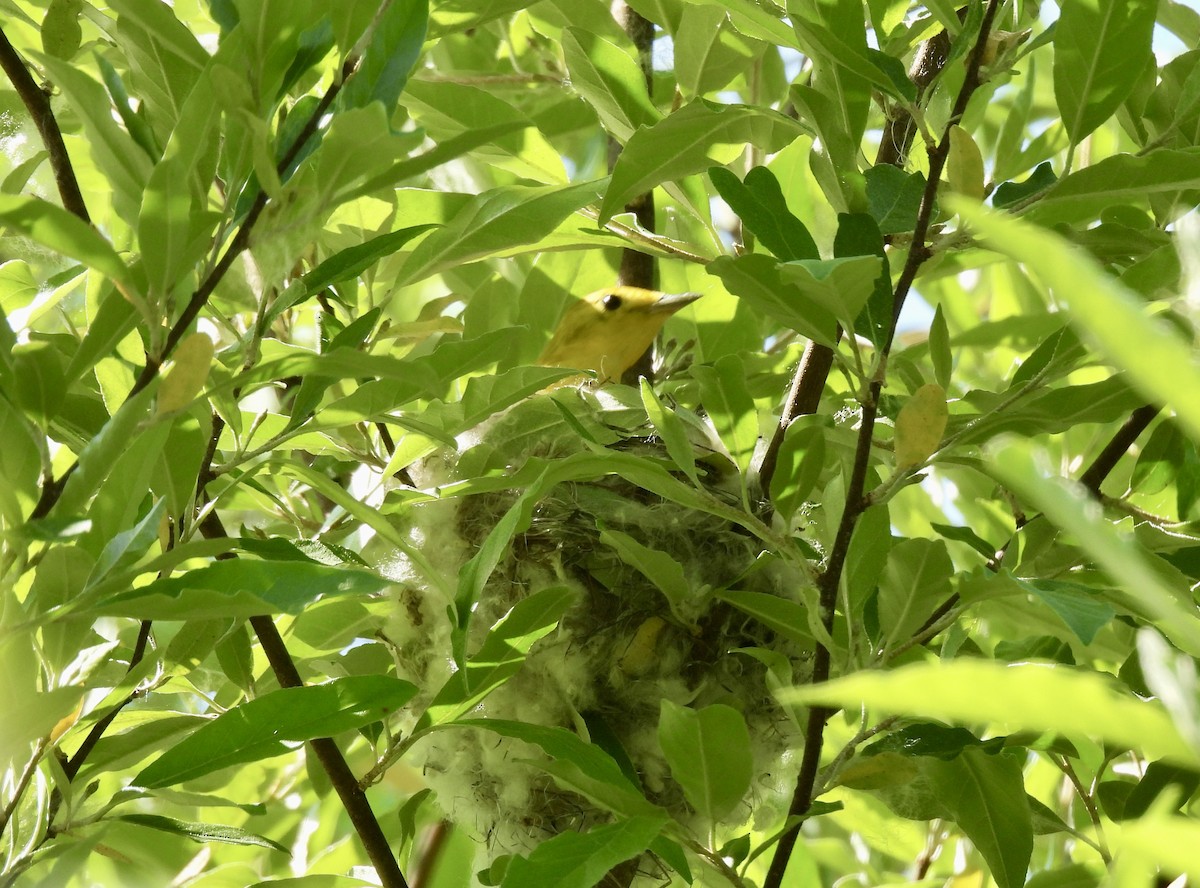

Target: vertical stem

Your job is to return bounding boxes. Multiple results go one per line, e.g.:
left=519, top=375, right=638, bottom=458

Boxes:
left=761, top=3, right=1004, bottom=885
left=612, top=2, right=659, bottom=386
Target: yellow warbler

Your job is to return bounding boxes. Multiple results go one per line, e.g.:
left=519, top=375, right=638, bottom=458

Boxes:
left=537, top=286, right=700, bottom=383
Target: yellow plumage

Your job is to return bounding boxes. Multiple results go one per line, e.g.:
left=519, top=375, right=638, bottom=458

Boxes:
left=537, top=287, right=700, bottom=383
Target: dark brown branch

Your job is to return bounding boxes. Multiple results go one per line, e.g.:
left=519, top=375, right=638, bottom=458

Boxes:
left=762, top=4, right=1004, bottom=885
left=758, top=338, right=835, bottom=495
left=190, top=507, right=410, bottom=888
left=62, top=620, right=154, bottom=779
left=1079, top=404, right=1159, bottom=495
left=248, top=612, right=409, bottom=888
left=0, top=26, right=90, bottom=222
left=12, top=36, right=406, bottom=884
left=876, top=14, right=960, bottom=168
left=615, top=3, right=659, bottom=388
left=23, top=620, right=155, bottom=842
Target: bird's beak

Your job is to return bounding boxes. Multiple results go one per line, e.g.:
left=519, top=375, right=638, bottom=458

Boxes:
left=648, top=292, right=702, bottom=314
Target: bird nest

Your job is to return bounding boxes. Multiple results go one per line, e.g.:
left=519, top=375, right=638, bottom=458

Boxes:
left=384, top=387, right=813, bottom=858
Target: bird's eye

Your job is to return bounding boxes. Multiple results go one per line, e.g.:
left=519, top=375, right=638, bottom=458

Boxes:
left=601, top=293, right=623, bottom=311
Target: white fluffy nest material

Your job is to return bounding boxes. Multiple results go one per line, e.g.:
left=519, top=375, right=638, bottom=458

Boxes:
left=385, top=389, right=812, bottom=856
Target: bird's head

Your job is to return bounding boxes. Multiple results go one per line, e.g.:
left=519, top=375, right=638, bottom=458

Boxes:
left=537, top=287, right=701, bottom=384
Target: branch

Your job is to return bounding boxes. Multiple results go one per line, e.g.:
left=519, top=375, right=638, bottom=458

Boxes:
left=188, top=509, right=411, bottom=888
left=615, top=1, right=659, bottom=388
left=1079, top=404, right=1159, bottom=495
left=761, top=4, right=1004, bottom=885
left=758, top=338, right=835, bottom=495
left=758, top=15, right=961, bottom=497
left=0, top=26, right=90, bottom=221
left=249, top=611, right=410, bottom=888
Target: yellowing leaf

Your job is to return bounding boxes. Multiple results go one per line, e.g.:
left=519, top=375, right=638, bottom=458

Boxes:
left=49, top=699, right=82, bottom=743
left=894, top=383, right=948, bottom=468
left=832, top=751, right=919, bottom=790
left=948, top=126, right=985, bottom=200
left=157, top=333, right=214, bottom=416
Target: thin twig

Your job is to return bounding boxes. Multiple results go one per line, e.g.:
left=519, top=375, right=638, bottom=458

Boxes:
left=1050, top=753, right=1111, bottom=861
left=0, top=26, right=90, bottom=221
left=0, top=738, right=47, bottom=840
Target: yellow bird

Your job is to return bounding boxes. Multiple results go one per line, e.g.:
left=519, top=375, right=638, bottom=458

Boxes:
left=537, top=286, right=701, bottom=384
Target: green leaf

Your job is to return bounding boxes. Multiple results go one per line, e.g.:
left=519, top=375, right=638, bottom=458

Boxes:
left=424, top=586, right=575, bottom=724
left=562, top=27, right=660, bottom=142
left=598, top=526, right=690, bottom=614
left=107, top=0, right=208, bottom=138
left=1053, top=0, right=1157, bottom=150
left=834, top=212, right=891, bottom=348
left=988, top=438, right=1200, bottom=656
left=10, top=340, right=65, bottom=422
left=500, top=817, right=667, bottom=888
left=707, top=254, right=838, bottom=346
left=134, top=676, right=417, bottom=788
left=789, top=10, right=914, bottom=103
left=767, top=418, right=826, bottom=522
left=694, top=354, right=758, bottom=475
left=41, top=0, right=83, bottom=60
left=53, top=386, right=156, bottom=520
left=844, top=501, right=891, bottom=619
left=398, top=181, right=603, bottom=285
left=0, top=399, right=41, bottom=522
left=780, top=659, right=1199, bottom=765
left=93, top=559, right=391, bottom=620
left=449, top=719, right=642, bottom=794
left=658, top=700, right=753, bottom=821
left=639, top=380, right=699, bottom=485
left=924, top=749, right=1033, bottom=888
left=992, top=160, right=1058, bottom=209
left=429, top=0, right=538, bottom=35
left=708, top=166, right=818, bottom=260
left=878, top=538, right=953, bottom=649
left=0, top=195, right=131, bottom=287
left=1122, top=760, right=1200, bottom=819
left=114, top=813, right=289, bottom=853
left=404, top=80, right=567, bottom=184
left=929, top=303, right=952, bottom=390
left=716, top=589, right=813, bottom=646
left=1026, top=150, right=1200, bottom=223
left=63, top=287, right=140, bottom=384
left=38, top=54, right=153, bottom=219
left=138, top=154, right=218, bottom=300
left=1132, top=420, right=1183, bottom=495
left=1015, top=579, right=1117, bottom=645
left=865, top=722, right=990, bottom=760
left=777, top=255, right=883, bottom=331
left=865, top=164, right=928, bottom=235
left=674, top=4, right=763, bottom=99
left=930, top=522, right=995, bottom=560
left=337, top=0, right=427, bottom=111
left=297, top=224, right=436, bottom=298
left=599, top=100, right=806, bottom=223
left=954, top=199, right=1200, bottom=445
left=689, top=0, right=797, bottom=46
